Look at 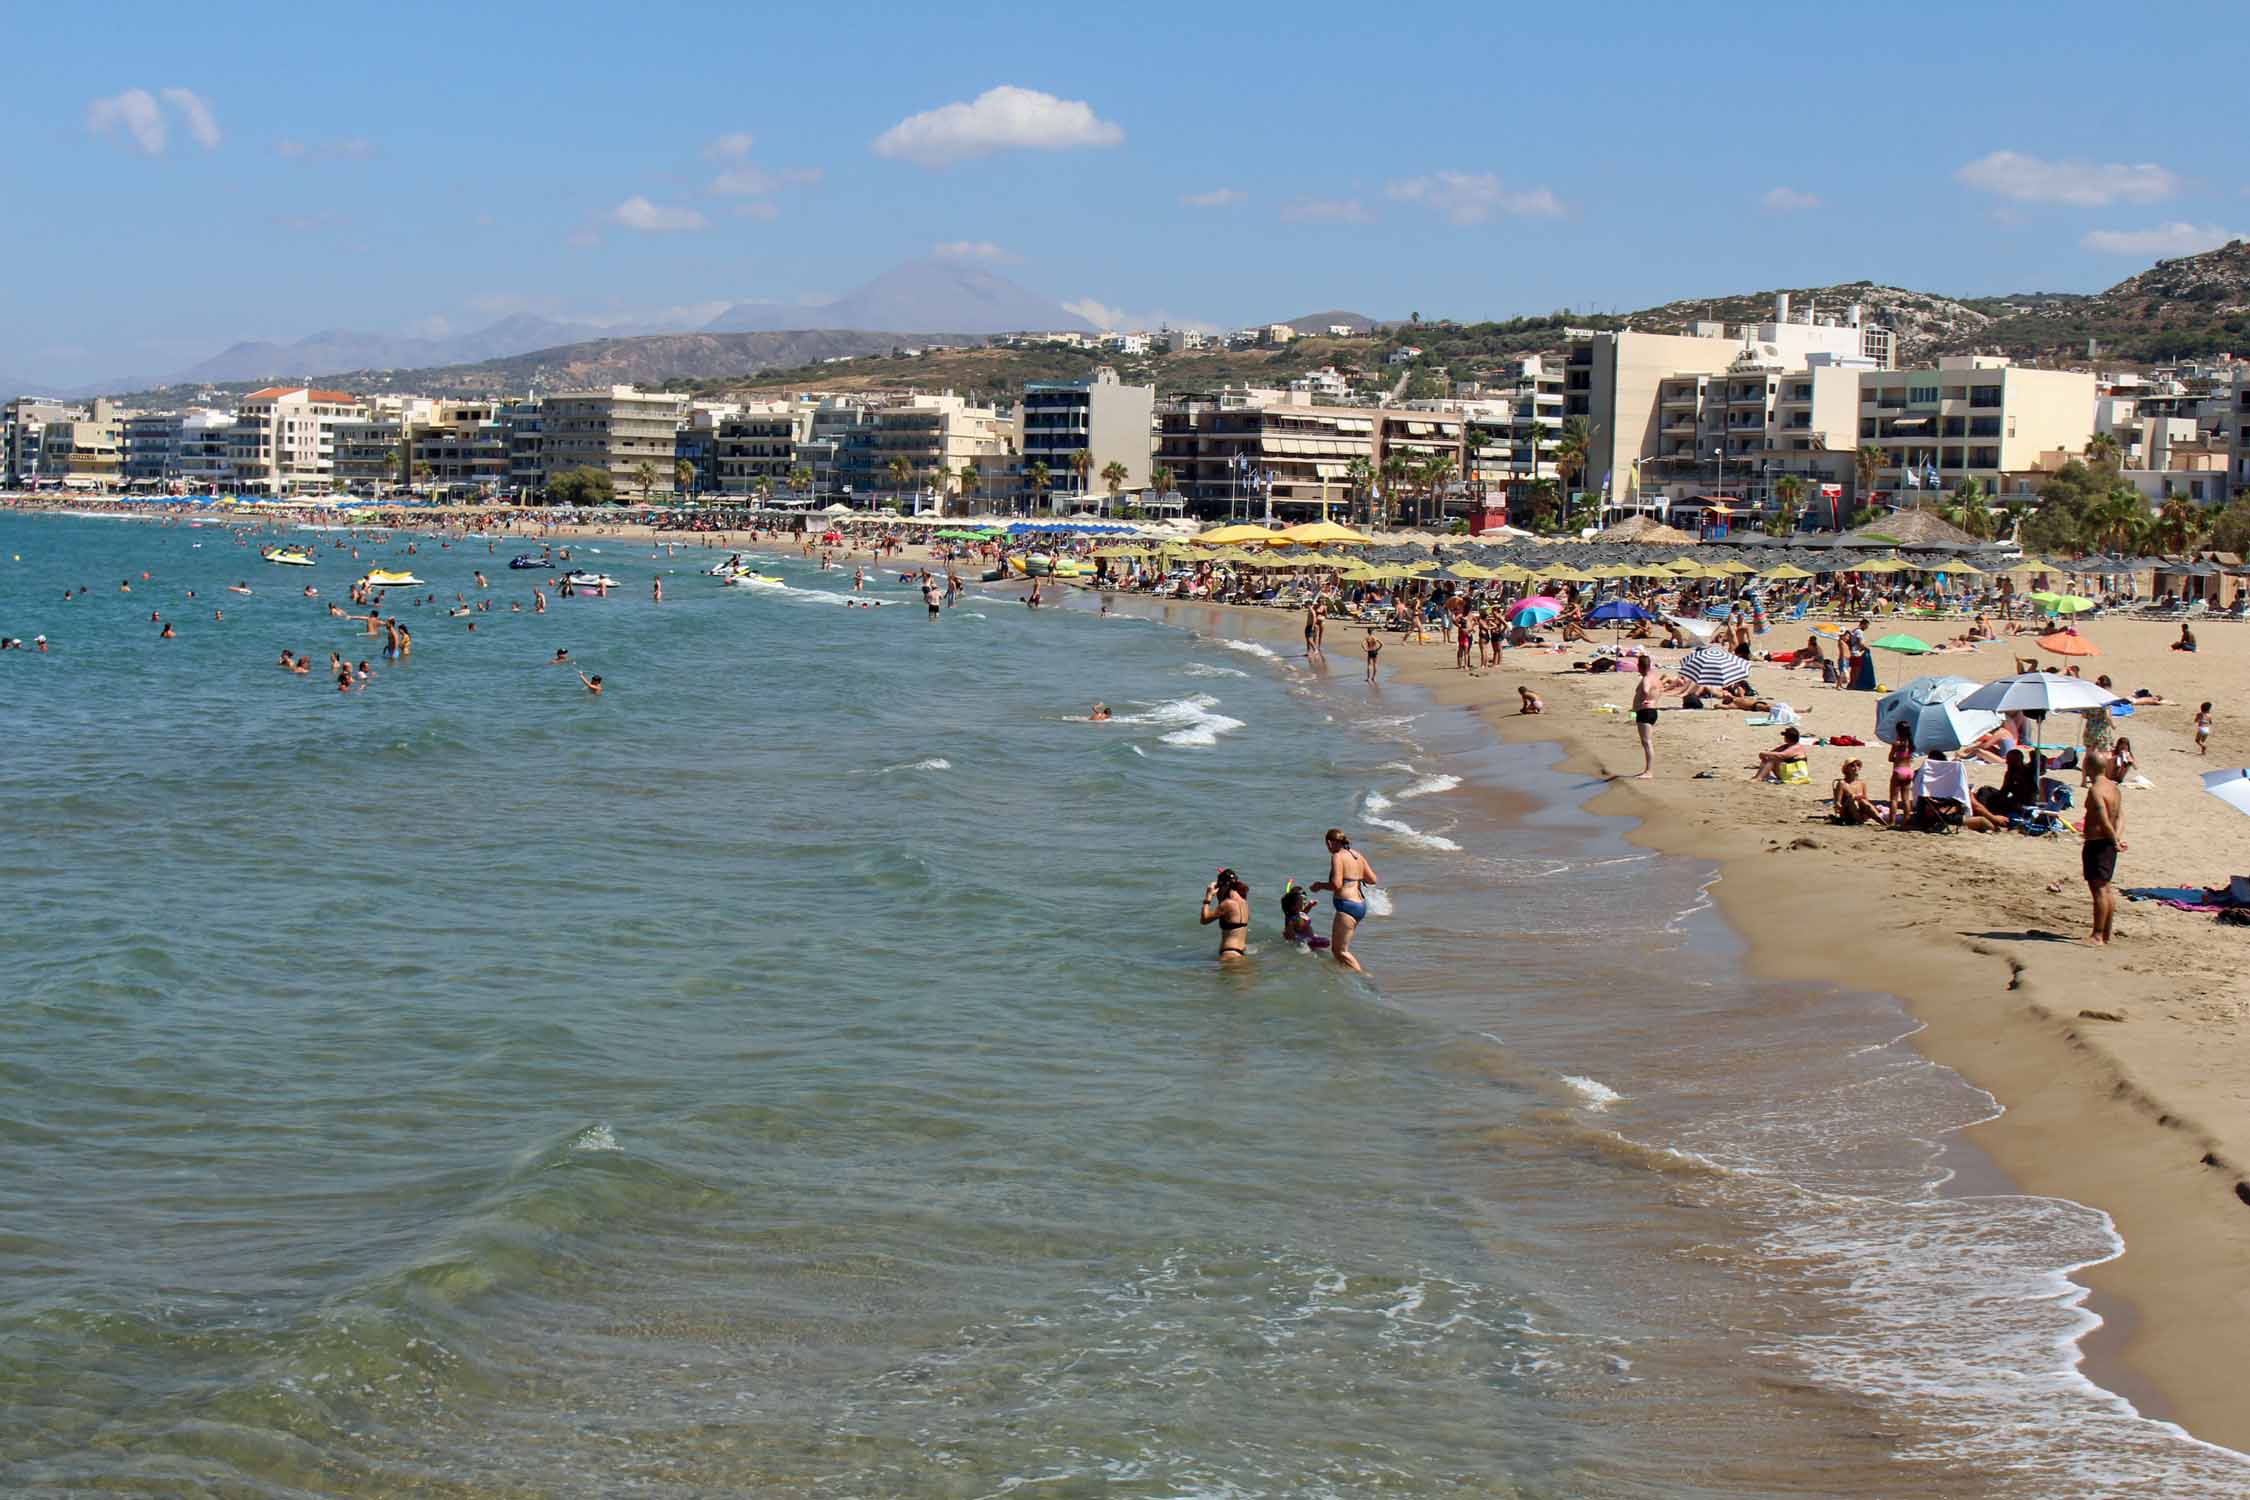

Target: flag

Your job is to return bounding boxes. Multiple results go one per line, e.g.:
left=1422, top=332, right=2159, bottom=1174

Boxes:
left=1601, top=468, right=1613, bottom=496
left=1904, top=468, right=1920, bottom=490
left=1924, top=462, right=1941, bottom=489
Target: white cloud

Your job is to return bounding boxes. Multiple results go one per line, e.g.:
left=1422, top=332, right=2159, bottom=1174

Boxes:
left=872, top=85, right=1123, bottom=167
left=160, top=88, right=221, bottom=149
left=609, top=195, right=707, bottom=232
left=1955, top=150, right=2179, bottom=207
left=2080, top=222, right=2245, bottom=256
left=87, top=90, right=167, bottom=156
left=88, top=87, right=221, bottom=155
left=1281, top=196, right=1373, bottom=225
left=1181, top=187, right=1245, bottom=208
left=932, top=239, right=1017, bottom=263
left=1063, top=298, right=1217, bottom=333
left=1384, top=171, right=1562, bottom=224
left=1762, top=186, right=1821, bottom=212
left=710, top=163, right=821, bottom=196
left=703, top=132, right=755, bottom=162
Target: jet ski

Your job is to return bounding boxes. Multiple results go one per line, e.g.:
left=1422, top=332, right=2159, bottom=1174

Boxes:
left=724, top=571, right=788, bottom=589
left=362, top=569, right=424, bottom=586
left=560, top=572, right=619, bottom=589
left=263, top=547, right=316, bottom=566
left=507, top=553, right=552, bottom=570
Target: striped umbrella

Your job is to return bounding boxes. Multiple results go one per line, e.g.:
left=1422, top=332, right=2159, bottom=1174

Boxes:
left=1678, top=644, right=1751, bottom=689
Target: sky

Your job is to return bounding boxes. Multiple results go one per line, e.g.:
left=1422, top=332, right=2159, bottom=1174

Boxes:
left=8, top=0, right=2249, bottom=388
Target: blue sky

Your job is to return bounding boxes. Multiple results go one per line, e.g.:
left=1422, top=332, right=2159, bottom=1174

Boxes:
left=10, top=0, right=2248, bottom=387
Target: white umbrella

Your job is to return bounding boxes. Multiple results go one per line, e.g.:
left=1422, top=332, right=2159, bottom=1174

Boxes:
left=1665, top=614, right=1719, bottom=644
left=1955, top=672, right=2117, bottom=716
left=1678, top=644, right=1750, bottom=689
left=2202, top=768, right=2250, bottom=817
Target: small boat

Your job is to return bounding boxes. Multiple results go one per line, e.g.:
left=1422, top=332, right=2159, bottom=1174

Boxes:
left=561, top=572, right=619, bottom=589
left=724, top=572, right=787, bottom=589
left=263, top=547, right=316, bottom=567
left=507, top=553, right=552, bottom=570
left=362, top=570, right=424, bottom=586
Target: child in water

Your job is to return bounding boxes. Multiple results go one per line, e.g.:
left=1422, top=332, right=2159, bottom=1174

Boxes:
left=1280, top=882, right=1330, bottom=950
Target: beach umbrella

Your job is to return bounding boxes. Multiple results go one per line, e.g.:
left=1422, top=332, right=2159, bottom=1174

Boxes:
left=1196, top=523, right=1280, bottom=546
left=2037, top=632, right=2098, bottom=657
left=1274, top=520, right=1371, bottom=546
left=1445, top=561, right=1491, bottom=580
left=1759, top=563, right=1815, bottom=580
left=1678, top=644, right=1751, bottom=689
left=1870, top=633, right=1934, bottom=654
left=1510, top=595, right=1564, bottom=626
left=1956, top=672, right=2116, bottom=716
left=1586, top=599, right=1653, bottom=625
left=2029, top=591, right=2096, bottom=614
left=1876, top=675, right=2003, bottom=752
left=1665, top=614, right=1720, bottom=644
left=2201, top=768, right=2250, bottom=818
left=1709, top=559, right=1758, bottom=576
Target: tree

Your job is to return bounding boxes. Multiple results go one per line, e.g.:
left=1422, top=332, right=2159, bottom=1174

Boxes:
left=1100, top=459, right=1129, bottom=504
left=1342, top=456, right=1373, bottom=527
left=2084, top=431, right=2123, bottom=474
left=1027, top=460, right=1051, bottom=513
left=2153, top=494, right=2205, bottom=554
left=1151, top=463, right=1175, bottom=501
left=674, top=459, right=695, bottom=498
left=1770, top=474, right=1806, bottom=537
left=958, top=462, right=980, bottom=516
left=1854, top=444, right=1885, bottom=509
left=921, top=467, right=947, bottom=512
left=632, top=461, right=657, bottom=502
left=382, top=450, right=402, bottom=488
left=787, top=464, right=814, bottom=498
left=545, top=465, right=615, bottom=507
left=411, top=460, right=433, bottom=495
left=2205, top=498, right=2250, bottom=557
left=1418, top=452, right=1457, bottom=530
left=1520, top=477, right=1562, bottom=533
left=884, top=456, right=912, bottom=495
left=1553, top=417, right=1591, bottom=501
left=1378, top=453, right=1411, bottom=528
left=754, top=474, right=775, bottom=506
left=1069, top=447, right=1091, bottom=496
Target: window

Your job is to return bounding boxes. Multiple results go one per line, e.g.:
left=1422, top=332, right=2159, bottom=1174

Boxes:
left=1910, top=385, right=1938, bottom=405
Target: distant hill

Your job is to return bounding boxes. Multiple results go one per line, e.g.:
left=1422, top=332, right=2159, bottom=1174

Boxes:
left=1277, top=310, right=1378, bottom=335
left=706, top=258, right=1095, bottom=337
left=111, top=329, right=988, bottom=408
left=1614, top=282, right=2000, bottom=363
left=171, top=314, right=689, bottom=385
left=1969, top=239, right=2250, bottom=361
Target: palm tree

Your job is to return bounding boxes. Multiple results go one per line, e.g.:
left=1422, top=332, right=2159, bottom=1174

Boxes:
left=957, top=462, right=980, bottom=517
left=1378, top=453, right=1411, bottom=528
left=1554, top=417, right=1591, bottom=502
left=1100, top=460, right=1129, bottom=509
left=787, top=464, right=814, bottom=499
left=1151, top=463, right=1175, bottom=500
left=382, top=450, right=402, bottom=490
left=1522, top=477, right=1562, bottom=533
left=1419, top=453, right=1457, bottom=530
left=1069, top=448, right=1091, bottom=498
left=921, top=467, right=946, bottom=513
left=2154, top=493, right=2204, bottom=554
left=674, top=458, right=695, bottom=498
left=411, top=460, right=433, bottom=496
left=1770, top=474, right=1806, bottom=537
left=1852, top=444, right=1886, bottom=521
left=2084, top=487, right=2146, bottom=553
left=631, top=461, right=656, bottom=503
left=754, top=474, right=775, bottom=507
left=1342, top=456, right=1373, bottom=527
left=884, top=456, right=912, bottom=498
left=2085, top=432, right=2123, bottom=474
left=1027, top=460, right=1051, bottom=514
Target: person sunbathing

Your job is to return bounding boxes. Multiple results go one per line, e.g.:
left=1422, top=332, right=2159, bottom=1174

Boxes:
left=1959, top=722, right=2018, bottom=764
left=1970, top=750, right=2038, bottom=825
left=1715, top=682, right=1774, bottom=712
left=1750, top=726, right=1808, bottom=782
left=1830, top=759, right=1889, bottom=825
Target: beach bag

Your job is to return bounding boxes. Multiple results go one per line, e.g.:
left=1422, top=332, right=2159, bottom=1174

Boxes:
left=1767, top=702, right=1799, bottom=727
left=2039, top=778, right=2074, bottom=811
left=1778, top=759, right=1812, bottom=785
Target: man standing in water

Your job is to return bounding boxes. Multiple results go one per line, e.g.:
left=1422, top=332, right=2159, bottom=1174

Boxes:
left=1631, top=650, right=1683, bottom=781
left=1311, top=829, right=1377, bottom=973
left=922, top=577, right=942, bottom=620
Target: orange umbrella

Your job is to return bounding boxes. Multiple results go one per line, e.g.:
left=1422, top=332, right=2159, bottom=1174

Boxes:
left=2037, top=632, right=2098, bottom=657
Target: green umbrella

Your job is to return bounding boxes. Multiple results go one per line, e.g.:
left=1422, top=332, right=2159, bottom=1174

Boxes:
left=2028, top=590, right=2096, bottom=614
left=1870, top=632, right=1934, bottom=654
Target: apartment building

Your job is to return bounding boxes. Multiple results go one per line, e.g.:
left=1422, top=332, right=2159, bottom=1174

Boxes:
left=5, top=397, right=78, bottom=485
left=499, top=399, right=543, bottom=492
left=837, top=394, right=1007, bottom=503
left=410, top=401, right=511, bottom=494
left=227, top=387, right=368, bottom=493
left=1857, top=357, right=2095, bottom=498
left=1157, top=391, right=1375, bottom=517
left=1567, top=297, right=1893, bottom=508
left=1018, top=366, right=1154, bottom=502
left=122, top=410, right=181, bottom=484
left=539, top=386, right=688, bottom=495
left=712, top=403, right=813, bottom=495
left=39, top=399, right=125, bottom=488
left=330, top=418, right=404, bottom=489
left=177, top=410, right=236, bottom=490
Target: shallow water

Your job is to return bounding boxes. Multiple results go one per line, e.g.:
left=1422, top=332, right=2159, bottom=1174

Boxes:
left=2, top=516, right=2244, bottom=1498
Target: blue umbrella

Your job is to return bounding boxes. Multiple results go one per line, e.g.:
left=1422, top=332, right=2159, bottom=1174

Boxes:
left=1585, top=599, right=1653, bottom=624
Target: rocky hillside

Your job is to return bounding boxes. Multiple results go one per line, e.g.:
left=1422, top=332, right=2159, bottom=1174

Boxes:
left=1619, top=282, right=2002, bottom=364
left=1971, top=239, right=2250, bottom=362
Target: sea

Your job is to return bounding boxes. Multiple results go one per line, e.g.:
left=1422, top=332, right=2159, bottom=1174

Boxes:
left=3, top=512, right=2246, bottom=1498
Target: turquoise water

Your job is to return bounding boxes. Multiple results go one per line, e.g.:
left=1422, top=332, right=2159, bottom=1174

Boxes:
left=4, top=515, right=2246, bottom=1498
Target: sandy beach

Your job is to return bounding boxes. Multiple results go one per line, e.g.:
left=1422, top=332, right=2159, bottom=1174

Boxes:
left=1305, top=610, right=2249, bottom=1453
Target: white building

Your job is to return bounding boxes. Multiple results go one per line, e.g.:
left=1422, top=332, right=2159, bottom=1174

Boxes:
left=227, top=387, right=369, bottom=494
left=177, top=410, right=236, bottom=491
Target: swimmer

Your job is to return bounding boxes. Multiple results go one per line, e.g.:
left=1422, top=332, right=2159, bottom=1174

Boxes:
left=1089, top=701, right=1111, bottom=721
left=552, top=648, right=571, bottom=664
left=1280, top=881, right=1330, bottom=949
left=578, top=672, right=603, bottom=696
left=1199, top=868, right=1251, bottom=962
left=158, top=621, right=175, bottom=639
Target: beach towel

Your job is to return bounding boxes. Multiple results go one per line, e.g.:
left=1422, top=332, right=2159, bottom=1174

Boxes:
left=1777, top=760, right=1812, bottom=786
left=1846, top=652, right=1877, bottom=693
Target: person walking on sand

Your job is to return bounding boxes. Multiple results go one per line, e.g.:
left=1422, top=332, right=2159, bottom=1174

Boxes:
left=1304, top=599, right=1325, bottom=659
left=1311, top=829, right=1378, bottom=973
left=1630, top=650, right=1684, bottom=780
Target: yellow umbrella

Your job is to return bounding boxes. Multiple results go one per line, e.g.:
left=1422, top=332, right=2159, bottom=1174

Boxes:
left=1539, top=565, right=1597, bottom=583
left=1274, top=520, right=1372, bottom=546
left=1845, top=558, right=1908, bottom=574
left=1710, top=559, right=1758, bottom=575
left=1758, top=563, right=1815, bottom=580
left=1933, top=559, right=1984, bottom=575
left=1196, top=523, right=1281, bottom=546
left=1445, top=561, right=1491, bottom=580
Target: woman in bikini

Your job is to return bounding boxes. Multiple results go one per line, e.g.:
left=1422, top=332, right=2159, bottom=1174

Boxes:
left=1887, top=723, right=1917, bottom=831
left=1311, top=829, right=1378, bottom=973
left=1199, top=869, right=1252, bottom=963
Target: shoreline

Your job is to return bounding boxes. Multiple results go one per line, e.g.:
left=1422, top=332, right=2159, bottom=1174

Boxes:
left=1032, top=573, right=2250, bottom=1460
